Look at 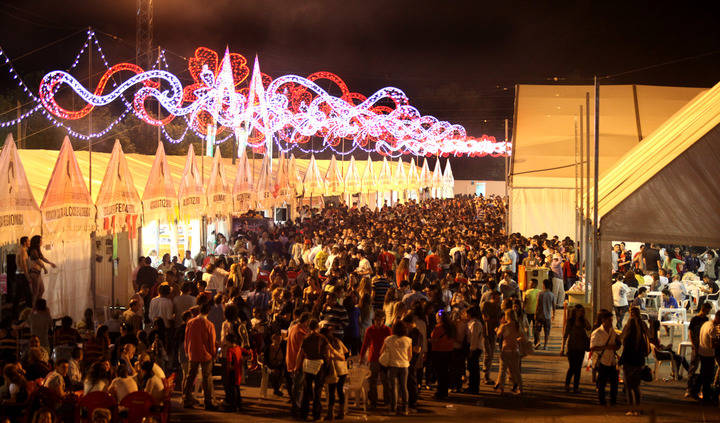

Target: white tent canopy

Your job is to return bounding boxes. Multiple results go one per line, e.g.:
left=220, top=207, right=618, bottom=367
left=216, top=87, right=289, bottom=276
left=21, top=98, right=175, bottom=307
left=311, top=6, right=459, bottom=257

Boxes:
left=302, top=154, right=325, bottom=197
left=96, top=140, right=141, bottom=235
left=141, top=142, right=178, bottom=224
left=442, top=159, right=455, bottom=199
left=256, top=153, right=274, bottom=211
left=509, top=83, right=706, bottom=238
left=343, top=155, right=361, bottom=195
left=40, top=136, right=94, bottom=321
left=324, top=155, right=344, bottom=196
left=206, top=148, right=231, bottom=218
left=232, top=149, right=255, bottom=215
left=177, top=144, right=206, bottom=222
left=0, top=134, right=41, bottom=245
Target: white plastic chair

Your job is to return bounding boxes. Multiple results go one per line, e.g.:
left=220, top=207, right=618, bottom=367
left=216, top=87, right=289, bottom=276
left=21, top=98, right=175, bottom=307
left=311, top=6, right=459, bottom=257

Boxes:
left=651, top=344, right=676, bottom=381
left=345, top=364, right=371, bottom=413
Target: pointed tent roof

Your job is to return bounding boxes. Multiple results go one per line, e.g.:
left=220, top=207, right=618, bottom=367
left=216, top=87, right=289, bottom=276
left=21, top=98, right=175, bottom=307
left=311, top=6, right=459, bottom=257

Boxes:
left=392, top=158, right=408, bottom=191
left=407, top=157, right=421, bottom=191
left=377, top=156, right=393, bottom=192
left=232, top=149, right=255, bottom=214
left=40, top=136, right=94, bottom=236
left=324, top=155, right=344, bottom=196
left=256, top=153, right=274, bottom=210
left=303, top=154, right=325, bottom=197
left=431, top=158, right=443, bottom=190
left=343, top=155, right=361, bottom=195
left=442, top=159, right=455, bottom=198
left=596, top=80, right=720, bottom=246
left=272, top=152, right=292, bottom=205
left=419, top=157, right=432, bottom=189
left=141, top=142, right=177, bottom=223
left=96, top=140, right=141, bottom=233
left=206, top=148, right=231, bottom=217
left=360, top=156, right=377, bottom=194
left=0, top=134, right=41, bottom=244
left=177, top=144, right=206, bottom=221
left=288, top=154, right=303, bottom=196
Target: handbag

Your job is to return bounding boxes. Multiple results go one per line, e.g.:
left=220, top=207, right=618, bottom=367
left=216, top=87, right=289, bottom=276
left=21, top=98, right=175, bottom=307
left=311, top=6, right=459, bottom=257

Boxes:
left=324, top=360, right=339, bottom=384
left=334, top=359, right=349, bottom=376
left=302, top=358, right=323, bottom=375
left=640, top=365, right=653, bottom=382
left=593, top=331, right=614, bottom=373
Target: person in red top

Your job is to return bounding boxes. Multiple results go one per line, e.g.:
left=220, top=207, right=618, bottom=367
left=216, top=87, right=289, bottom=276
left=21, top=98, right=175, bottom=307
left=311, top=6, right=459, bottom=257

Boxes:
left=425, top=247, right=441, bottom=280
left=430, top=312, right=456, bottom=400
left=379, top=247, right=396, bottom=275
left=286, top=312, right=311, bottom=417
left=183, top=301, right=217, bottom=410
left=224, top=333, right=252, bottom=412
left=360, top=310, right=391, bottom=409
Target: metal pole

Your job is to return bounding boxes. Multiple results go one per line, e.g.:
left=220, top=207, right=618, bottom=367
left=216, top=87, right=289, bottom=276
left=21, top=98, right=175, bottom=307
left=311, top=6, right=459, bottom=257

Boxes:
left=16, top=100, right=21, bottom=148
left=579, top=106, right=585, bottom=303
left=504, top=118, right=509, bottom=234
left=88, top=29, right=97, bottom=316
left=574, top=117, right=579, bottom=247
left=585, top=93, right=591, bottom=304
left=592, top=76, right=600, bottom=309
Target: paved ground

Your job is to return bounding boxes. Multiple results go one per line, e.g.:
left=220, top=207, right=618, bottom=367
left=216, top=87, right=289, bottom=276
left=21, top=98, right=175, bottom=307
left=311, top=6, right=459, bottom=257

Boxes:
left=170, top=314, right=720, bottom=423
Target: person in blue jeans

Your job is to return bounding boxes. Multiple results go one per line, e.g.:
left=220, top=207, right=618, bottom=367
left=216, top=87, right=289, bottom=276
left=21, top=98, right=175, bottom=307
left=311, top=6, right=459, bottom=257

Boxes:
left=380, top=321, right=413, bottom=415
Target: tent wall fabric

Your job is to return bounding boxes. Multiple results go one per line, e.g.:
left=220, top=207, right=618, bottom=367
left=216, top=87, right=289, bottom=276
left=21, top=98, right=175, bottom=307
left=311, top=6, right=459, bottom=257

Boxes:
left=177, top=144, right=206, bottom=222
left=141, top=143, right=178, bottom=224
left=95, top=140, right=141, bottom=235
left=40, top=136, right=95, bottom=236
left=0, top=134, right=41, bottom=245
left=256, top=153, right=274, bottom=210
left=324, top=155, right=344, bottom=197
left=206, top=149, right=231, bottom=218
left=343, top=155, right=361, bottom=195
left=302, top=155, right=325, bottom=197
left=232, top=150, right=255, bottom=215
left=510, top=83, right=706, bottom=238
left=510, top=188, right=576, bottom=240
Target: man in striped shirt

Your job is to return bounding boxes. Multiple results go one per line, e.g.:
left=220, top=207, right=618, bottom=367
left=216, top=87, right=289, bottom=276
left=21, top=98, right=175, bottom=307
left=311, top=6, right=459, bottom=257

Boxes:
left=320, top=291, right=349, bottom=338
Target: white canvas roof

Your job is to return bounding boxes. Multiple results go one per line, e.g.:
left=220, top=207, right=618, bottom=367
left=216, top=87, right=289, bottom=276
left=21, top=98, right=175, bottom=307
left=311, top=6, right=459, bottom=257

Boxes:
left=206, top=148, right=231, bottom=218
left=324, top=155, right=344, bottom=196
left=0, top=134, right=41, bottom=244
left=40, top=136, right=94, bottom=237
left=360, top=156, right=377, bottom=194
left=232, top=149, right=255, bottom=214
left=303, top=154, right=325, bottom=197
left=141, top=142, right=177, bottom=224
left=392, top=158, right=407, bottom=191
left=344, top=155, right=361, bottom=195
left=177, top=144, right=206, bottom=222
left=95, top=140, right=141, bottom=234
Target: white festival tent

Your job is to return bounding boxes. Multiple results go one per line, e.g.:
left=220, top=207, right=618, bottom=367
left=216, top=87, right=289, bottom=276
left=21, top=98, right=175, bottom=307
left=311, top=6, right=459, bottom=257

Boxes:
left=302, top=154, right=325, bottom=207
left=359, top=156, right=378, bottom=209
left=442, top=159, right=455, bottom=199
left=392, top=157, right=408, bottom=204
left=509, top=84, right=706, bottom=238
left=40, top=136, right=94, bottom=321
left=272, top=152, right=293, bottom=209
left=95, top=140, right=142, bottom=306
left=406, top=157, right=421, bottom=201
left=141, top=142, right=179, bottom=260
left=377, top=156, right=393, bottom=208
left=343, top=155, right=362, bottom=205
left=177, top=144, right=206, bottom=256
left=232, top=149, right=256, bottom=215
left=324, top=155, right=344, bottom=197
left=288, top=154, right=303, bottom=197
left=206, top=149, right=232, bottom=238
left=431, top=158, right=443, bottom=198
left=0, top=134, right=41, bottom=246
left=419, top=157, right=432, bottom=200
left=256, top=153, right=274, bottom=211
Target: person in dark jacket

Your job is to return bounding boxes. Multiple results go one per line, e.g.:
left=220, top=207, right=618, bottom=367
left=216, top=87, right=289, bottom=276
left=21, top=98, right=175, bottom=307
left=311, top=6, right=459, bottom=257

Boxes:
left=620, top=307, right=650, bottom=416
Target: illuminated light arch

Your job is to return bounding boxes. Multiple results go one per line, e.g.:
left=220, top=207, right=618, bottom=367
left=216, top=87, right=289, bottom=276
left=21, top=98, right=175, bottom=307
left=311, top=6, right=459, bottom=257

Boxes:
left=35, top=44, right=510, bottom=158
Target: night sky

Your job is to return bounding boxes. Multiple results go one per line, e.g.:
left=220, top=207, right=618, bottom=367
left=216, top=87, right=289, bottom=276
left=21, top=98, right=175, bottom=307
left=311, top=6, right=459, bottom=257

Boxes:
left=1, top=1, right=719, bottom=179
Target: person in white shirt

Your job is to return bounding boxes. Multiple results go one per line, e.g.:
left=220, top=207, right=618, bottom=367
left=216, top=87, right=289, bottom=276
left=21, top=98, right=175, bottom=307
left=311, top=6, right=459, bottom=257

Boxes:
left=148, top=284, right=174, bottom=328
left=109, top=363, right=138, bottom=403
left=356, top=253, right=372, bottom=276
left=205, top=261, right=229, bottom=293
left=590, top=310, right=620, bottom=405
left=667, top=275, right=688, bottom=304
left=611, top=276, right=629, bottom=330
left=43, top=359, right=69, bottom=397
left=139, top=360, right=166, bottom=404
left=658, top=269, right=669, bottom=287
left=405, top=248, right=418, bottom=281
left=182, top=250, right=198, bottom=272
left=247, top=254, right=260, bottom=284
left=466, top=306, right=484, bottom=394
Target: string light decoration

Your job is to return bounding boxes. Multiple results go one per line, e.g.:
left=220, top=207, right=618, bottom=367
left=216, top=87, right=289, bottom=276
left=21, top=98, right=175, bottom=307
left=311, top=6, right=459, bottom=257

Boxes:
left=3, top=30, right=510, bottom=157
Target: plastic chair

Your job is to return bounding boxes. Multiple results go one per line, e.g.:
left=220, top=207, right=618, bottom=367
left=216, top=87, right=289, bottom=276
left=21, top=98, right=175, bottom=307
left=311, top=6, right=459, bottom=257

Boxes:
left=120, top=391, right=155, bottom=423
left=651, top=344, right=676, bottom=381
left=678, top=341, right=693, bottom=359
left=345, top=364, right=371, bottom=413
left=78, top=391, right=117, bottom=423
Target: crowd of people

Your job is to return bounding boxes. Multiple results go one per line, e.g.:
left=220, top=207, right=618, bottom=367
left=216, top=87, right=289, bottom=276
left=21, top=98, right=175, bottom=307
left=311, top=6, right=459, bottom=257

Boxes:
left=1, top=195, right=719, bottom=422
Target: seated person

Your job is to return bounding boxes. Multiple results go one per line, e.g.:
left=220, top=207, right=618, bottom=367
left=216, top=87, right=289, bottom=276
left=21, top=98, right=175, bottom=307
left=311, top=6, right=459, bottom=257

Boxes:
left=139, top=360, right=165, bottom=404
left=83, top=361, right=110, bottom=394
left=648, top=319, right=689, bottom=378
left=695, top=276, right=719, bottom=312
left=631, top=286, right=647, bottom=310
left=667, top=275, right=688, bottom=305
left=42, top=359, right=69, bottom=397
left=108, top=363, right=138, bottom=403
